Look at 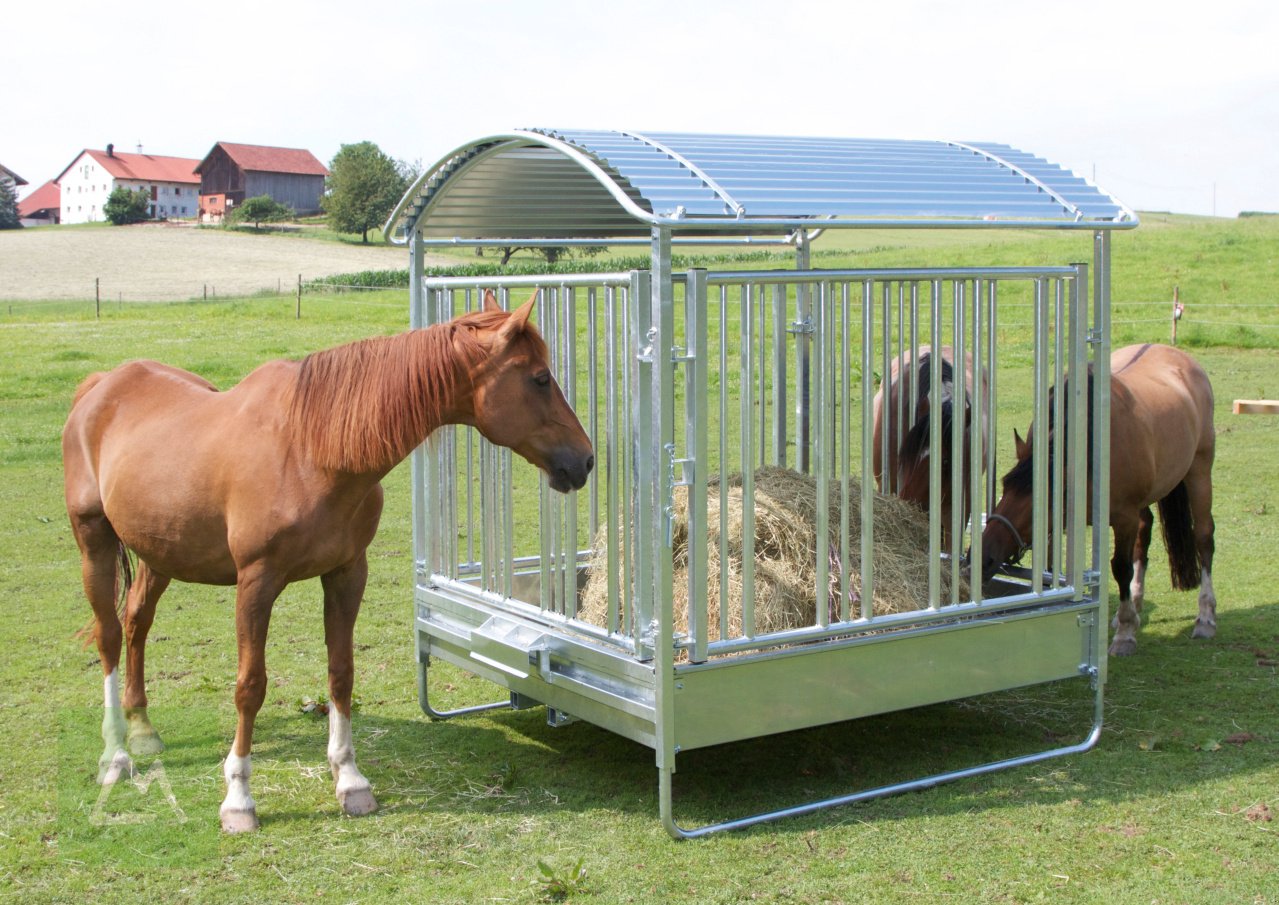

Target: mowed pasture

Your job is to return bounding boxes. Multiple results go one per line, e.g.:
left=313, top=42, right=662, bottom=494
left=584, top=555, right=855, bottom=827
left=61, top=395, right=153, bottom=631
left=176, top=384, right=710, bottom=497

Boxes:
left=1, top=217, right=1277, bottom=904
left=0, top=223, right=419, bottom=304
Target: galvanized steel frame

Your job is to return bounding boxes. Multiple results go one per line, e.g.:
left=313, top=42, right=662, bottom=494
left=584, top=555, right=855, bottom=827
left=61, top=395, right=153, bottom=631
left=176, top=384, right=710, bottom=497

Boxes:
left=408, top=239, right=1110, bottom=838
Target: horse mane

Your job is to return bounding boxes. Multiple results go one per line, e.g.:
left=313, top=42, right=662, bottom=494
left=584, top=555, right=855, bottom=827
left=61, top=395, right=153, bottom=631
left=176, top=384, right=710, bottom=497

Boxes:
left=288, top=310, right=513, bottom=472
left=897, top=353, right=957, bottom=467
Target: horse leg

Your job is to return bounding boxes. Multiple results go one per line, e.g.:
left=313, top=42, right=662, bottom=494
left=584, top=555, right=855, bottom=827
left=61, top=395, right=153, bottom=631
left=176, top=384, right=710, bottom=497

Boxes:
left=1129, top=505, right=1155, bottom=613
left=123, top=562, right=169, bottom=756
left=322, top=554, right=377, bottom=817
left=1186, top=459, right=1217, bottom=640
left=72, top=513, right=133, bottom=784
left=1108, top=518, right=1141, bottom=657
left=220, top=567, right=283, bottom=833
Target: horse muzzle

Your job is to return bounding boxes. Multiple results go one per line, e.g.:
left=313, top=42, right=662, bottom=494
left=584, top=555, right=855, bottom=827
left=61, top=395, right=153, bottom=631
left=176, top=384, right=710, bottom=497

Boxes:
left=546, top=449, right=594, bottom=493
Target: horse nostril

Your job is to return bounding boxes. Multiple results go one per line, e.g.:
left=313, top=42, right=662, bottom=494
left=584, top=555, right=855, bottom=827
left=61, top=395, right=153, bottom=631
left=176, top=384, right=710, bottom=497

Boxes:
left=584, top=454, right=595, bottom=475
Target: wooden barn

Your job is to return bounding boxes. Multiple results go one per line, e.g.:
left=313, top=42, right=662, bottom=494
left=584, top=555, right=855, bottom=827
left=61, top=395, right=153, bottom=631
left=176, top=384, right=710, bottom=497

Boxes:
left=195, top=142, right=328, bottom=222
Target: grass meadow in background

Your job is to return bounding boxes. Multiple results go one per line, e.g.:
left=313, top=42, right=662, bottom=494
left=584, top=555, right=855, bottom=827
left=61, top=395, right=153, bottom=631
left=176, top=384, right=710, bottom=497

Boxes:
left=0, top=214, right=1276, bottom=903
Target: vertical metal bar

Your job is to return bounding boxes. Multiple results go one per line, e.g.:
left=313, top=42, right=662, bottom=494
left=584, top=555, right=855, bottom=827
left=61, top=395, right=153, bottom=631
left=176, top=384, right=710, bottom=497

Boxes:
left=969, top=278, right=985, bottom=605
left=686, top=269, right=710, bottom=662
left=604, top=284, right=620, bottom=635
left=860, top=280, right=875, bottom=621
left=772, top=283, right=788, bottom=469
left=631, top=268, right=655, bottom=655
left=739, top=283, right=757, bottom=637
left=587, top=287, right=600, bottom=543
left=1068, top=263, right=1090, bottom=598
left=409, top=235, right=427, bottom=583
left=985, top=281, right=998, bottom=515
left=1092, top=231, right=1113, bottom=681
left=757, top=283, right=768, bottom=467
left=1031, top=279, right=1049, bottom=595
left=950, top=281, right=965, bottom=603
left=879, top=283, right=892, bottom=494
left=718, top=283, right=730, bottom=641
left=813, top=280, right=831, bottom=628
left=838, top=281, right=852, bottom=623
left=1052, top=279, right=1066, bottom=587
left=795, top=237, right=812, bottom=473
left=650, top=228, right=678, bottom=777
left=927, top=280, right=943, bottom=609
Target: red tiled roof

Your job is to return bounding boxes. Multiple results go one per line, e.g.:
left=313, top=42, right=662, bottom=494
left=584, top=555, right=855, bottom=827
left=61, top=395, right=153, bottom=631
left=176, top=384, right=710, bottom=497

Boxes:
left=56, top=149, right=201, bottom=185
left=18, top=180, right=60, bottom=216
left=198, top=142, right=329, bottom=177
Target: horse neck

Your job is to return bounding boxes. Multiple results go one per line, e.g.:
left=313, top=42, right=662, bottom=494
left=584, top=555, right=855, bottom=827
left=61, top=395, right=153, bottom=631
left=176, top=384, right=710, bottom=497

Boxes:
left=290, top=324, right=477, bottom=475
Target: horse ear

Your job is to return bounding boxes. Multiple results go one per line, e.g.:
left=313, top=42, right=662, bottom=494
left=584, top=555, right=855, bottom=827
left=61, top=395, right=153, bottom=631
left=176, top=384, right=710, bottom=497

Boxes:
left=496, top=290, right=537, bottom=343
left=1013, top=429, right=1029, bottom=460
left=482, top=289, right=502, bottom=312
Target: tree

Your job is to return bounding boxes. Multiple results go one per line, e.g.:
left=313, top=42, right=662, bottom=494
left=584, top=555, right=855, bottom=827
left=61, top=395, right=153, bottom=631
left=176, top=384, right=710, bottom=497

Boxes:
left=322, top=141, right=411, bottom=243
left=103, top=186, right=150, bottom=225
left=0, top=180, right=20, bottom=229
left=227, top=194, right=294, bottom=230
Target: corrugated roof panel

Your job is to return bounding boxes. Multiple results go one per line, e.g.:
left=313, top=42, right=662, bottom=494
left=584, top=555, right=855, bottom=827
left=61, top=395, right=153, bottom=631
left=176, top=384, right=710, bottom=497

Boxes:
left=386, top=129, right=1136, bottom=243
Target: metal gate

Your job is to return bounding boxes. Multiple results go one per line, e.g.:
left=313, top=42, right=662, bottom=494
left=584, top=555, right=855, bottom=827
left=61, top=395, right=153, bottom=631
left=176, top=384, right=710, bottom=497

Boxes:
left=388, top=130, right=1134, bottom=836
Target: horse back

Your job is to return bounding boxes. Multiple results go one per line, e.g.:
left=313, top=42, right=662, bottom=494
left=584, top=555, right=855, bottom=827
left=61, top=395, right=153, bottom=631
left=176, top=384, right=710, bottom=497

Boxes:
left=1110, top=344, right=1214, bottom=505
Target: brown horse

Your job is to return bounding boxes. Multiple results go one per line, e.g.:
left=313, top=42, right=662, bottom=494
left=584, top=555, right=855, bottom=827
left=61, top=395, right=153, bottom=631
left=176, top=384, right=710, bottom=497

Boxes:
left=62, top=289, right=593, bottom=832
left=979, top=343, right=1216, bottom=656
left=871, top=346, right=990, bottom=549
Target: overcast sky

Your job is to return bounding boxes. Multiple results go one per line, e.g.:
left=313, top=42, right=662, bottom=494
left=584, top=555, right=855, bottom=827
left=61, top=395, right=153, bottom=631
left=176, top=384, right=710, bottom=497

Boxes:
left=9, top=0, right=1276, bottom=217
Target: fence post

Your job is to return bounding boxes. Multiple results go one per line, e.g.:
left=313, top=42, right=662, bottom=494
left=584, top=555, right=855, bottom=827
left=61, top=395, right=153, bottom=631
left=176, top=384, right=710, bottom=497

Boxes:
left=296, top=274, right=302, bottom=319
left=95, top=278, right=100, bottom=319
left=1171, top=285, right=1183, bottom=345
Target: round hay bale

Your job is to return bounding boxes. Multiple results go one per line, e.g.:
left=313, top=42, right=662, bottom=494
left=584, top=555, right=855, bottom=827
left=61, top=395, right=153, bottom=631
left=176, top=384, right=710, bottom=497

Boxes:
left=577, top=466, right=965, bottom=641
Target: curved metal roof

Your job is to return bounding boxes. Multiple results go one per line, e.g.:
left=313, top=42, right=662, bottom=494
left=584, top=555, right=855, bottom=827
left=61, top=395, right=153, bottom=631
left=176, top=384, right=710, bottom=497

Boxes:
left=386, top=129, right=1136, bottom=244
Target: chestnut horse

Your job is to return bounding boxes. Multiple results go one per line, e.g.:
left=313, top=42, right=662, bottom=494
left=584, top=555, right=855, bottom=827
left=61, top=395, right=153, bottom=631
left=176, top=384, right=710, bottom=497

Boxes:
left=871, top=346, right=989, bottom=549
left=979, top=343, right=1216, bottom=656
left=63, top=289, right=593, bottom=832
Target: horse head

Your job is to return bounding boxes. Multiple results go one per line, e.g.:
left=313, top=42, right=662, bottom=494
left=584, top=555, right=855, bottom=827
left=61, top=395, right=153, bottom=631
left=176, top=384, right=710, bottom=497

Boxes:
left=979, top=428, right=1033, bottom=583
left=464, top=290, right=594, bottom=493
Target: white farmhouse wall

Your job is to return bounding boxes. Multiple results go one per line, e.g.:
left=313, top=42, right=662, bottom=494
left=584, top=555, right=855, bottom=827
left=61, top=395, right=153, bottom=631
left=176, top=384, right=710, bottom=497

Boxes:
left=58, top=153, right=200, bottom=224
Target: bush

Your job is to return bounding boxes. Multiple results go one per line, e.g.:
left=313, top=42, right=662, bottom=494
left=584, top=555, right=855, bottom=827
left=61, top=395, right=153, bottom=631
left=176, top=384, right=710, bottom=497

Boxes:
left=104, top=187, right=150, bottom=225
left=227, top=195, right=294, bottom=230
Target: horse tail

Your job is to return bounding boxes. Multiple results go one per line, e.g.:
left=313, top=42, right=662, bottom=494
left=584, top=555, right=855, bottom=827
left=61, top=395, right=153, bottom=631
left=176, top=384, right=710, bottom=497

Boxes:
left=1157, top=480, right=1202, bottom=591
left=73, top=540, right=135, bottom=648
left=70, top=371, right=108, bottom=411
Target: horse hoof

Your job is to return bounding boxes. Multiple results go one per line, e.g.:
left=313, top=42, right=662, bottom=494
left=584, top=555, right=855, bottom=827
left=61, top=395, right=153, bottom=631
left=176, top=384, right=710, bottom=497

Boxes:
left=127, top=729, right=166, bottom=757
left=98, top=749, right=134, bottom=784
left=220, top=808, right=260, bottom=833
left=1191, top=622, right=1216, bottom=640
left=338, top=787, right=378, bottom=817
left=1108, top=639, right=1138, bottom=657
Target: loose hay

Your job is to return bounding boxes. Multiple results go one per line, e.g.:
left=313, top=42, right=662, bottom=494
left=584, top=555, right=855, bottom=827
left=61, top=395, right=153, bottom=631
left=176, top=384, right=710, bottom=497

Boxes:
left=578, top=466, right=967, bottom=640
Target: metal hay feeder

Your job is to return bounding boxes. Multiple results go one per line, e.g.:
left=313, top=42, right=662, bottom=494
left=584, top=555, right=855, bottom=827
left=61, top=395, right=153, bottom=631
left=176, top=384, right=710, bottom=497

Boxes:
left=385, top=129, right=1136, bottom=837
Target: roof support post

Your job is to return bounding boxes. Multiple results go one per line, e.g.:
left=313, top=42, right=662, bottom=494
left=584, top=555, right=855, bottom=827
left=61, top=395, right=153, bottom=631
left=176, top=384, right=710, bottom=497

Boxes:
left=647, top=226, right=678, bottom=779
left=795, top=232, right=812, bottom=473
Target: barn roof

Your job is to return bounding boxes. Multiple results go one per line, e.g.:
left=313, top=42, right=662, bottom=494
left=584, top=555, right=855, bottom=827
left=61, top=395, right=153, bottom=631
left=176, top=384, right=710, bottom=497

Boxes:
left=386, top=129, right=1137, bottom=244
left=18, top=180, right=59, bottom=216
left=196, top=142, right=329, bottom=177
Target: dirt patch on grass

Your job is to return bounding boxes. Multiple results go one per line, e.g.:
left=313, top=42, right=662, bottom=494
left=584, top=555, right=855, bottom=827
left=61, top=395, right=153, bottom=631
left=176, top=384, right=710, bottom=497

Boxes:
left=0, top=223, right=435, bottom=302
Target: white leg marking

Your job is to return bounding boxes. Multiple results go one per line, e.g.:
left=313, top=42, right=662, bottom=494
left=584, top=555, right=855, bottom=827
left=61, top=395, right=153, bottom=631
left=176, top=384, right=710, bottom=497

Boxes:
left=1193, top=567, right=1217, bottom=639
left=328, top=708, right=376, bottom=816
left=99, top=669, right=132, bottom=783
left=1130, top=559, right=1147, bottom=611
left=220, top=750, right=259, bottom=831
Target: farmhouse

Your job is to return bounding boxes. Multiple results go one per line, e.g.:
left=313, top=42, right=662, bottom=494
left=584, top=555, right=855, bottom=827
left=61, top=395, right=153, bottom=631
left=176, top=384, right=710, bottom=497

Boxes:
left=18, top=180, right=60, bottom=226
left=195, top=142, right=328, bottom=223
left=55, top=145, right=201, bottom=224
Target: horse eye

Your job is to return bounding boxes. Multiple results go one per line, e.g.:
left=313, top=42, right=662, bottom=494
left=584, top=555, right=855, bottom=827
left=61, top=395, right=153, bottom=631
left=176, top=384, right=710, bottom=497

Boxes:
left=533, top=371, right=552, bottom=387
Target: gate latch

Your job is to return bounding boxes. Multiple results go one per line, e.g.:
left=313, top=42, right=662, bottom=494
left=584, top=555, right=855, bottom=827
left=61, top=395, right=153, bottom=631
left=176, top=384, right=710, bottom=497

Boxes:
left=664, top=442, right=693, bottom=548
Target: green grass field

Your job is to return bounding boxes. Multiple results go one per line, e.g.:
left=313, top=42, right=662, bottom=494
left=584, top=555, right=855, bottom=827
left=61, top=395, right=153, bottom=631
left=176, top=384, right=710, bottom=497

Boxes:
left=1, top=215, right=1276, bottom=904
